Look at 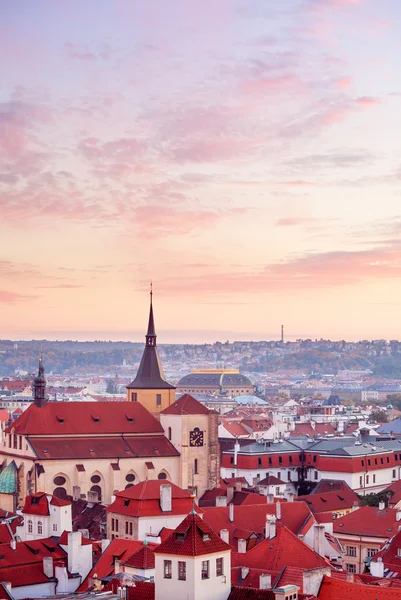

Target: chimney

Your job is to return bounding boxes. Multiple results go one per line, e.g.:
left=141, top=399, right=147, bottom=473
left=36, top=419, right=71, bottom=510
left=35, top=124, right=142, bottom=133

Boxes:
left=313, top=524, right=326, bottom=558
left=220, top=529, right=229, bottom=544
left=396, top=510, right=401, bottom=522
left=115, top=558, right=123, bottom=574
left=10, top=539, right=16, bottom=551
left=285, top=491, right=294, bottom=503
left=216, top=496, right=228, bottom=507
left=241, top=566, right=249, bottom=580
left=266, top=515, right=276, bottom=539
left=267, top=493, right=274, bottom=504
left=235, top=481, right=242, bottom=492
left=101, top=539, right=110, bottom=553
left=379, top=501, right=385, bottom=511
left=370, top=558, right=384, bottom=578
left=160, top=484, right=172, bottom=512
left=260, top=574, right=272, bottom=589
left=43, top=556, right=54, bottom=578
left=238, top=538, right=247, bottom=553
left=276, top=501, right=281, bottom=521
left=303, top=568, right=331, bottom=596
left=345, top=572, right=354, bottom=584
left=234, top=441, right=240, bottom=466
left=73, top=486, right=81, bottom=501
left=229, top=503, right=234, bottom=523
left=87, top=490, right=99, bottom=506
left=227, top=485, right=234, bottom=504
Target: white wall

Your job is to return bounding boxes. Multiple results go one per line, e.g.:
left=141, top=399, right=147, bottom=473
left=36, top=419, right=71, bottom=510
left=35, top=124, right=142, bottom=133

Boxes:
left=11, top=582, right=55, bottom=599
left=138, top=514, right=194, bottom=540
left=155, top=551, right=231, bottom=600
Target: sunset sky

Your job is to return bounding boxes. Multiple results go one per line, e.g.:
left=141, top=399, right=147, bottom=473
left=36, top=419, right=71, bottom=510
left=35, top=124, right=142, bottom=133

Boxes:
left=1, top=0, right=401, bottom=343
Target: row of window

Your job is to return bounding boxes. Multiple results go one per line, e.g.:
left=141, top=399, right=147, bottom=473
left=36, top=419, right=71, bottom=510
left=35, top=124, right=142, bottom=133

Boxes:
left=359, top=470, right=397, bottom=487
left=163, top=558, right=224, bottom=580
left=361, top=456, right=392, bottom=468
left=346, top=546, right=377, bottom=558
left=131, top=392, right=162, bottom=406
left=27, top=520, right=58, bottom=534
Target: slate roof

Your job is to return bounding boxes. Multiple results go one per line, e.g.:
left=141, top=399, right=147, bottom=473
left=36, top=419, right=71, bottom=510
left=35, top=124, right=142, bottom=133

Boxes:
left=161, top=394, right=210, bottom=415
left=377, top=418, right=401, bottom=435
left=72, top=498, right=107, bottom=540
left=177, top=373, right=254, bottom=388
left=7, top=401, right=163, bottom=435
left=154, top=512, right=231, bottom=557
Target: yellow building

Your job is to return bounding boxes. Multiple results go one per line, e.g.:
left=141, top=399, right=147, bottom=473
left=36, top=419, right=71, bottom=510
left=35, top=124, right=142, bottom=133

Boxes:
left=126, top=291, right=175, bottom=413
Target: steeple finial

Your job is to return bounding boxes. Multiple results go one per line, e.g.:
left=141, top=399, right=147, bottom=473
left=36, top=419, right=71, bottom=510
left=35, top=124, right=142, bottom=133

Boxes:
left=146, top=283, right=156, bottom=344
left=33, top=348, right=47, bottom=407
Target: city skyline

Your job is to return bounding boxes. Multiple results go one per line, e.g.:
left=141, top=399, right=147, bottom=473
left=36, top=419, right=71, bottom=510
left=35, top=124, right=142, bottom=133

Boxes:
left=2, top=0, right=401, bottom=341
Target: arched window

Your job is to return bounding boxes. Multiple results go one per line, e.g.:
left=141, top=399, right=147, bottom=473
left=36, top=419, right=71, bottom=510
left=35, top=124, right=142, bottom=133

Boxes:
left=53, top=487, right=67, bottom=499
left=158, top=472, right=167, bottom=480
left=90, top=485, right=102, bottom=501
left=37, top=521, right=43, bottom=535
left=28, top=520, right=33, bottom=533
left=168, top=427, right=172, bottom=441
left=194, top=459, right=199, bottom=475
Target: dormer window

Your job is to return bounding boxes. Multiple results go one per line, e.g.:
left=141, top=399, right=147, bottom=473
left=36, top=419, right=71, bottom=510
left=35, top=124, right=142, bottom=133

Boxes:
left=56, top=416, right=64, bottom=423
left=126, top=415, right=134, bottom=422
left=176, top=533, right=186, bottom=542
left=203, top=533, right=211, bottom=541
left=124, top=499, right=130, bottom=507
left=397, top=548, right=401, bottom=557
left=92, top=416, right=100, bottom=422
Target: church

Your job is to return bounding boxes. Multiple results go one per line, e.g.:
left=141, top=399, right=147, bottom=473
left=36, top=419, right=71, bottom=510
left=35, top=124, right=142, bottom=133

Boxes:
left=0, top=293, right=220, bottom=508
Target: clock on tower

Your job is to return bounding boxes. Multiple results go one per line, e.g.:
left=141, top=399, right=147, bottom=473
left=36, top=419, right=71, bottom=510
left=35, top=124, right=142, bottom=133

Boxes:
left=189, top=427, right=204, bottom=447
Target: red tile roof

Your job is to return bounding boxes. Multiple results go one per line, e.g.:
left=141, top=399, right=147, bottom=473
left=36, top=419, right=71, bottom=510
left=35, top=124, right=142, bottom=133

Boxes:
left=154, top=512, right=231, bottom=557
left=222, top=422, right=251, bottom=437
left=228, top=587, right=275, bottom=600
left=0, top=410, right=9, bottom=422
left=296, top=489, right=360, bottom=513
left=231, top=524, right=331, bottom=572
left=107, top=481, right=198, bottom=519
left=126, top=581, right=155, bottom=600
left=290, top=423, right=315, bottom=436
left=161, top=394, right=210, bottom=415
left=317, top=575, right=401, bottom=600
left=78, top=538, right=157, bottom=592
left=383, top=480, right=401, bottom=506
left=124, top=544, right=155, bottom=569
left=334, top=506, right=401, bottom=538
left=312, top=480, right=352, bottom=494
left=22, top=492, right=71, bottom=516
left=202, top=501, right=313, bottom=545
left=0, top=538, right=66, bottom=586
left=7, top=401, right=162, bottom=435
left=371, top=528, right=401, bottom=573
left=258, top=475, right=285, bottom=486
left=29, top=435, right=179, bottom=459
left=315, top=423, right=336, bottom=435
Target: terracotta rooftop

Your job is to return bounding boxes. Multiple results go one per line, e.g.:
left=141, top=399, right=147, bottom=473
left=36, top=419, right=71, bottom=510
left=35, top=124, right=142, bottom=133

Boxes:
left=296, top=489, right=360, bottom=513
left=7, top=401, right=163, bottom=435
left=318, top=574, right=401, bottom=599
left=161, top=394, right=211, bottom=415
left=154, top=512, right=231, bottom=557
left=333, top=506, right=401, bottom=538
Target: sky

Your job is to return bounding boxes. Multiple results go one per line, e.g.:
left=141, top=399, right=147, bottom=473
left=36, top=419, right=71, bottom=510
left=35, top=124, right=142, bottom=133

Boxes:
left=1, top=0, right=401, bottom=343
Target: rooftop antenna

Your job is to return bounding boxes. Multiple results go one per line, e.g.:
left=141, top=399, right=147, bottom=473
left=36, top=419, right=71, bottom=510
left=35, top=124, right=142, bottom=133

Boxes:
left=150, top=281, right=153, bottom=303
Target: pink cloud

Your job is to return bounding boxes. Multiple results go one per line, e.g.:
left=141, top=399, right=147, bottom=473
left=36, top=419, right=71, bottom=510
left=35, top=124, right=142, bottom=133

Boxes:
left=134, top=205, right=222, bottom=237
left=335, top=76, right=352, bottom=89
left=280, top=180, right=316, bottom=186
left=0, top=290, right=37, bottom=303
left=355, top=96, right=381, bottom=105
left=276, top=217, right=318, bottom=226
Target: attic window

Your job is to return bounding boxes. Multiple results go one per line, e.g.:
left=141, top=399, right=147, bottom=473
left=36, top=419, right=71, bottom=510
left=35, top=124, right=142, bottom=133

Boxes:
left=57, top=416, right=64, bottom=423
left=43, top=449, right=48, bottom=453
left=203, top=533, right=211, bottom=541
left=176, top=533, right=186, bottom=542
left=92, top=416, right=100, bottom=422
left=31, top=497, right=40, bottom=506
left=126, top=415, right=134, bottom=422
left=124, top=499, right=130, bottom=507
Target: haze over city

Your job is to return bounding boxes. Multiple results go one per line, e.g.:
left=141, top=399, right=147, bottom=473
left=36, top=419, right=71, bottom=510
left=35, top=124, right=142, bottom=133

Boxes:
left=2, top=0, right=401, bottom=342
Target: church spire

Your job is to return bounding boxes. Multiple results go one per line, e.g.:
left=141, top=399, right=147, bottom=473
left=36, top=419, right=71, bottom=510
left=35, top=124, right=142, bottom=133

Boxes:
left=33, top=348, right=47, bottom=408
left=146, top=282, right=156, bottom=345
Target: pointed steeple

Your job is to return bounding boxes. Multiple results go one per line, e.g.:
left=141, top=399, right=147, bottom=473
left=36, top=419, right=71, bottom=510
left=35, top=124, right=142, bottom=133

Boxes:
left=146, top=283, right=156, bottom=345
left=33, top=349, right=47, bottom=408
left=127, top=289, right=175, bottom=391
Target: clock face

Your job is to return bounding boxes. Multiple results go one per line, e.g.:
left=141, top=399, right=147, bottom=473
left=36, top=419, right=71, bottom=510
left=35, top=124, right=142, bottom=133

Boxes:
left=189, top=427, right=204, bottom=447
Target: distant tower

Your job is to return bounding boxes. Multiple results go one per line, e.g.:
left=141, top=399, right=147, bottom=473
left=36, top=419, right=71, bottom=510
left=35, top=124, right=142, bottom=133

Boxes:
left=33, top=350, right=47, bottom=408
left=126, top=286, right=175, bottom=413
left=281, top=325, right=284, bottom=343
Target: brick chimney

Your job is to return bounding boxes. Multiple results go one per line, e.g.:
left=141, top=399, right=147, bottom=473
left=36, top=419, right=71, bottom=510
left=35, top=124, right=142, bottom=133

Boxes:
left=260, top=574, right=272, bottom=589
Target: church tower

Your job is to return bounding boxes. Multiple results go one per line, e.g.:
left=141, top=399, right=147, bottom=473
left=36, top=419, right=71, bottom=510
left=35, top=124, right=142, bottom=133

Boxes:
left=33, top=351, right=47, bottom=408
left=126, top=289, right=175, bottom=413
